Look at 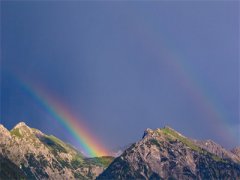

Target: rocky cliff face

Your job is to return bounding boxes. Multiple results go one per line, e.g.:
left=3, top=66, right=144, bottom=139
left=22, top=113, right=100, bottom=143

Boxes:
left=0, top=122, right=113, bottom=180
left=231, top=147, right=240, bottom=158
left=1, top=123, right=239, bottom=180
left=194, top=139, right=240, bottom=162
left=98, top=127, right=240, bottom=180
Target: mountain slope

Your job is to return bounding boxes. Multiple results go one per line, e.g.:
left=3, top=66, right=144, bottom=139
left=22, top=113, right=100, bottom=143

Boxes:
left=193, top=139, right=240, bottom=162
left=231, top=147, right=240, bottom=158
left=0, top=154, right=26, bottom=180
left=97, top=127, right=240, bottom=180
left=0, top=122, right=113, bottom=180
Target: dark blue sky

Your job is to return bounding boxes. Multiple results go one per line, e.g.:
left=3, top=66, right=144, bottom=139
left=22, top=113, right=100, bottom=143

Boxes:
left=1, top=1, right=239, bottom=150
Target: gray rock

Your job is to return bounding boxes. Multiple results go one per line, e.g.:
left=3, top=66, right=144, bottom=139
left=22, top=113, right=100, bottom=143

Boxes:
left=0, top=122, right=114, bottom=179
left=98, top=127, right=240, bottom=180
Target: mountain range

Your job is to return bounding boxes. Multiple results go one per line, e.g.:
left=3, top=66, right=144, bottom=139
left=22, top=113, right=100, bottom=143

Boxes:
left=0, top=122, right=113, bottom=179
left=0, top=122, right=239, bottom=179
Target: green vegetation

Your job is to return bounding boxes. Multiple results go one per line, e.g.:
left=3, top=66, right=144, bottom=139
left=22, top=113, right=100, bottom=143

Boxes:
left=71, top=154, right=84, bottom=169
left=210, top=153, right=227, bottom=163
left=211, top=155, right=222, bottom=162
left=48, top=135, right=64, bottom=144
left=85, top=156, right=114, bottom=168
left=161, top=127, right=225, bottom=162
left=10, top=128, right=22, bottom=138
left=40, top=135, right=68, bottom=154
left=161, top=127, right=202, bottom=152
left=58, top=159, right=71, bottom=168
left=45, top=135, right=85, bottom=156
left=149, top=139, right=161, bottom=148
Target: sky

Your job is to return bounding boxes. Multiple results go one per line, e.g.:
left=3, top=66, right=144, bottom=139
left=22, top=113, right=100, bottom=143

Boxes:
left=1, top=1, right=239, bottom=152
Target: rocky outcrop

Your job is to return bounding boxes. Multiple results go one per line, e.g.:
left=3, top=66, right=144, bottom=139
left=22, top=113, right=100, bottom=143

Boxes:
left=98, top=127, right=240, bottom=180
left=231, top=147, right=240, bottom=158
left=0, top=154, right=26, bottom=180
left=194, top=139, right=240, bottom=163
left=1, top=122, right=239, bottom=179
left=0, top=122, right=113, bottom=179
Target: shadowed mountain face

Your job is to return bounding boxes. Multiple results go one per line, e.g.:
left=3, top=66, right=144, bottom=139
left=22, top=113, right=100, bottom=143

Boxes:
left=1, top=123, right=240, bottom=180
left=0, top=154, right=26, bottom=179
left=0, top=122, right=114, bottom=180
left=98, top=127, right=240, bottom=180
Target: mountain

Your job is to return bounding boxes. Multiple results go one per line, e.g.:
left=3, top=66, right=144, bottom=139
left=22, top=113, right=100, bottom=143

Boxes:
left=0, top=122, right=114, bottom=180
left=193, top=139, right=240, bottom=162
left=1, top=123, right=240, bottom=179
left=98, top=127, right=240, bottom=180
left=0, top=154, right=26, bottom=179
left=231, top=147, right=240, bottom=158
left=110, top=143, right=133, bottom=157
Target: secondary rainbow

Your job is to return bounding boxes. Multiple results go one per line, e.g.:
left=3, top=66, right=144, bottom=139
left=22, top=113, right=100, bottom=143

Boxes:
left=132, top=18, right=237, bottom=145
left=17, top=78, right=109, bottom=157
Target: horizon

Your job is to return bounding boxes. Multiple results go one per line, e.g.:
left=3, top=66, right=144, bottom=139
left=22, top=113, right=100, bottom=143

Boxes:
left=1, top=121, right=239, bottom=152
left=1, top=1, right=239, bottom=154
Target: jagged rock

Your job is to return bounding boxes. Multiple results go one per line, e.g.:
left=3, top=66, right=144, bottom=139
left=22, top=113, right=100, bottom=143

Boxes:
left=98, top=127, right=240, bottom=180
left=0, top=154, right=26, bottom=179
left=194, top=139, right=240, bottom=163
left=13, top=122, right=28, bottom=128
left=0, top=124, right=11, bottom=139
left=1, top=122, right=239, bottom=179
left=232, top=147, right=240, bottom=158
left=0, top=122, right=114, bottom=179
left=142, top=128, right=154, bottom=138
left=110, top=143, right=133, bottom=157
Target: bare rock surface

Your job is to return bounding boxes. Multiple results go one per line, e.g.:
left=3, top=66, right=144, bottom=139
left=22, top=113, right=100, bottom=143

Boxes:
left=0, top=122, right=113, bottom=180
left=98, top=127, right=240, bottom=180
left=231, top=147, right=240, bottom=158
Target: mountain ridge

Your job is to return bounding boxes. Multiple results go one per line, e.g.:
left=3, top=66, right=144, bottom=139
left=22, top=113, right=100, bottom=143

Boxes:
left=1, top=122, right=240, bottom=179
left=0, top=122, right=114, bottom=179
left=98, top=127, right=240, bottom=179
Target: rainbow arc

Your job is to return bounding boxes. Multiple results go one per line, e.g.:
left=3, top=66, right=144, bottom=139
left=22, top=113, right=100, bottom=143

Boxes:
left=17, top=79, right=108, bottom=157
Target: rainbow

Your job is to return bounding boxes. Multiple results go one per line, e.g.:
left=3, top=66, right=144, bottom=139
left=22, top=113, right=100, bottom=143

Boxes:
left=131, top=17, right=237, bottom=145
left=16, top=78, right=109, bottom=157
left=9, top=15, right=237, bottom=151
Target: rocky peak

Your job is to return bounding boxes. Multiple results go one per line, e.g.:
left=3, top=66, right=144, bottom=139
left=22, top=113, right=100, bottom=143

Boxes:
left=13, top=122, right=28, bottom=129
left=98, top=126, right=240, bottom=180
left=142, top=128, right=154, bottom=138
left=11, top=122, right=33, bottom=137
left=163, top=125, right=173, bottom=130
left=0, top=122, right=114, bottom=179
left=0, top=124, right=10, bottom=137
left=142, top=126, right=185, bottom=140
left=0, top=124, right=9, bottom=132
left=162, top=126, right=185, bottom=137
